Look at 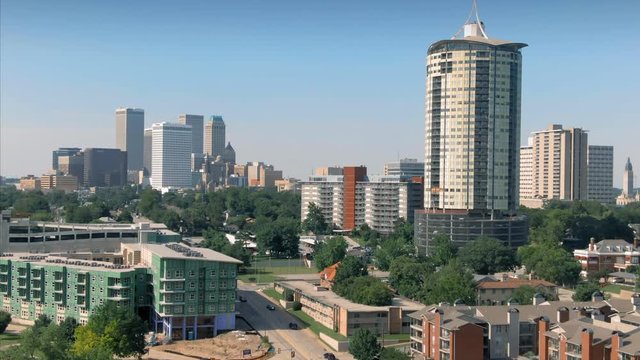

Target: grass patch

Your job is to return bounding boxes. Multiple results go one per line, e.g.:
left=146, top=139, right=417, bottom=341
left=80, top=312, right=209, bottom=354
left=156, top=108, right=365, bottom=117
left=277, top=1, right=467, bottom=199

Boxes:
left=380, top=334, right=410, bottom=341
left=0, top=332, right=22, bottom=346
left=263, top=288, right=284, bottom=301
left=238, top=265, right=317, bottom=284
left=602, top=284, right=634, bottom=294
left=289, top=309, right=347, bottom=341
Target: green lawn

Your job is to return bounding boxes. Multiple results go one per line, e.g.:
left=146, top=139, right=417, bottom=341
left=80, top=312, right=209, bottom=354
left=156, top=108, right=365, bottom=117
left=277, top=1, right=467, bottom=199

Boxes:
left=289, top=310, right=348, bottom=341
left=602, top=283, right=634, bottom=294
left=238, top=265, right=317, bottom=284
left=0, top=333, right=22, bottom=347
left=263, top=288, right=284, bottom=301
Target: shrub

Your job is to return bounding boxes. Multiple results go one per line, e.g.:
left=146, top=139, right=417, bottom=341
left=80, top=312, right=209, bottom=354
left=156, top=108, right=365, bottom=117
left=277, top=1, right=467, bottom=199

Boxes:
left=0, top=311, right=11, bottom=334
left=292, top=301, right=302, bottom=311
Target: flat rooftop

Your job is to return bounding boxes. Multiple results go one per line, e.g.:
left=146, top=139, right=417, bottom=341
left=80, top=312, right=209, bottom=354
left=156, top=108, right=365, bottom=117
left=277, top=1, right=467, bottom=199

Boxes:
left=126, top=243, right=242, bottom=264
left=278, top=280, right=423, bottom=312
left=0, top=253, right=139, bottom=273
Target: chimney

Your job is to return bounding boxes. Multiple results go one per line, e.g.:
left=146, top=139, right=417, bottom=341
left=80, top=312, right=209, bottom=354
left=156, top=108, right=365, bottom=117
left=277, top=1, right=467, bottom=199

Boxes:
left=537, top=317, right=550, bottom=360
left=557, top=307, right=570, bottom=323
left=589, top=238, right=596, bottom=251
left=592, top=291, right=604, bottom=302
left=632, top=293, right=640, bottom=312
left=507, top=298, right=519, bottom=306
left=581, top=328, right=593, bottom=360
left=611, top=331, right=621, bottom=360
left=533, top=293, right=546, bottom=305
left=507, top=308, right=520, bottom=358
left=453, top=299, right=465, bottom=307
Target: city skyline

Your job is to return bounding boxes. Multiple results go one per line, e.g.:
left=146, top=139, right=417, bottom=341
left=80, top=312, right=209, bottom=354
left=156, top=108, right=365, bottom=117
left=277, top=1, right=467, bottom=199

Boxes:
left=1, top=1, right=638, bottom=185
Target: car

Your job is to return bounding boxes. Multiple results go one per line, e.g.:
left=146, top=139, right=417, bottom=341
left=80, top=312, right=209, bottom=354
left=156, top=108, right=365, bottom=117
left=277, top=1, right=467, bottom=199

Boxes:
left=288, top=322, right=298, bottom=330
left=323, top=353, right=336, bottom=360
left=266, top=304, right=276, bottom=311
left=612, top=277, right=626, bottom=284
left=238, top=296, right=247, bottom=302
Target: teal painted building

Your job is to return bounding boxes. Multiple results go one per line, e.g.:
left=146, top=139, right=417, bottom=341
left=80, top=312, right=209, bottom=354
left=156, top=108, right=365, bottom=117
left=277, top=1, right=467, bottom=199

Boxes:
left=0, top=242, right=241, bottom=340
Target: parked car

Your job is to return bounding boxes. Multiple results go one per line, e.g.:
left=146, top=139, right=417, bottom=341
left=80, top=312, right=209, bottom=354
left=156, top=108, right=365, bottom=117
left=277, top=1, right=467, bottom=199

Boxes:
left=288, top=322, right=298, bottom=330
left=238, top=296, right=247, bottom=302
left=266, top=304, right=276, bottom=311
left=323, top=353, right=336, bottom=360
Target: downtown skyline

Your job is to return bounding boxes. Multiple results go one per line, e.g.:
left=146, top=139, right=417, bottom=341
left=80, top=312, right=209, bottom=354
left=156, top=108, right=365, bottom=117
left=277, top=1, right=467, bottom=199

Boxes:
left=1, top=0, right=639, bottom=185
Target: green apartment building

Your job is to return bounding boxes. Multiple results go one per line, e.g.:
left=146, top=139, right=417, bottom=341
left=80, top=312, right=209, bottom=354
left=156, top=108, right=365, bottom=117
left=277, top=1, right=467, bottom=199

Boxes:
left=0, top=242, right=242, bottom=340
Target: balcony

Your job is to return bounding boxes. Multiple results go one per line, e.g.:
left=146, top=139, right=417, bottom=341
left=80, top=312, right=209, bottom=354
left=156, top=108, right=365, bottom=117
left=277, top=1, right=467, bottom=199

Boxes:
left=107, top=283, right=130, bottom=289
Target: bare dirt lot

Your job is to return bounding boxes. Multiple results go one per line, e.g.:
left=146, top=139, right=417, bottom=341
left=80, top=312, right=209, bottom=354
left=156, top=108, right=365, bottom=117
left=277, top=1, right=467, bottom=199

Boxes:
left=152, top=331, right=268, bottom=360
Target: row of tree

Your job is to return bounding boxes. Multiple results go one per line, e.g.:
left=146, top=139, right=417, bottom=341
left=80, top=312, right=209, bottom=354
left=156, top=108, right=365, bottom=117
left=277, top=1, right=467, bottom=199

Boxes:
left=0, top=302, right=147, bottom=360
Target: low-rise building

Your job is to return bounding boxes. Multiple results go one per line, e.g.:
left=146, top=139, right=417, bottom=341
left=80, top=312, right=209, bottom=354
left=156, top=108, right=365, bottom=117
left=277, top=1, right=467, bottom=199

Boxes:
left=476, top=278, right=558, bottom=305
left=574, top=238, right=640, bottom=275
left=0, top=210, right=180, bottom=253
left=19, top=175, right=41, bottom=191
left=409, top=294, right=640, bottom=360
left=40, top=174, right=78, bottom=192
left=274, top=280, right=422, bottom=337
left=0, top=242, right=242, bottom=340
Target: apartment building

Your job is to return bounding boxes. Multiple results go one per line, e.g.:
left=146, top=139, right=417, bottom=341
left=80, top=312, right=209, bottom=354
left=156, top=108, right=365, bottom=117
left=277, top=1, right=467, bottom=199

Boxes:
left=383, top=158, right=424, bottom=179
left=587, top=145, right=614, bottom=204
left=519, top=146, right=534, bottom=201
left=0, top=242, right=242, bottom=340
left=300, top=167, right=424, bottom=234
left=520, top=124, right=589, bottom=207
left=274, top=280, right=422, bottom=337
left=476, top=278, right=558, bottom=306
left=410, top=295, right=640, bottom=360
left=574, top=238, right=640, bottom=275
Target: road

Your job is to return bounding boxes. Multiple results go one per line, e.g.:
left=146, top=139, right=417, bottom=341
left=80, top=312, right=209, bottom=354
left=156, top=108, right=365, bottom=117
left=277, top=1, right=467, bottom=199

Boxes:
left=237, top=282, right=353, bottom=360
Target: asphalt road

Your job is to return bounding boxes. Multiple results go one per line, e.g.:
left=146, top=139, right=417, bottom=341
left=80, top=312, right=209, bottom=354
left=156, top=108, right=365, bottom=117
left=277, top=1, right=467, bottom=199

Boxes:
left=236, top=283, right=353, bottom=360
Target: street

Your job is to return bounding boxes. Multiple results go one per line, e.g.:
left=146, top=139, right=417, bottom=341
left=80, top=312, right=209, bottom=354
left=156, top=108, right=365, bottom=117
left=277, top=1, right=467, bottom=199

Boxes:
left=236, top=282, right=354, bottom=360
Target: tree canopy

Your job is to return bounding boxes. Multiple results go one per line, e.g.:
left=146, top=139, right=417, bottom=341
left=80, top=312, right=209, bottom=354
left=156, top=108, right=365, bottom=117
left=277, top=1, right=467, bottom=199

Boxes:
left=302, top=202, right=331, bottom=235
left=423, top=259, right=476, bottom=305
left=314, top=236, right=348, bottom=270
left=458, top=236, right=517, bottom=274
left=349, top=329, right=381, bottom=360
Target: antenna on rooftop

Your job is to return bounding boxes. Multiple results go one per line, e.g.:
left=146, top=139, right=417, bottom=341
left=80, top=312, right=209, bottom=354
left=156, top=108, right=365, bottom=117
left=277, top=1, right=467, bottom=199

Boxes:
left=452, top=0, right=489, bottom=39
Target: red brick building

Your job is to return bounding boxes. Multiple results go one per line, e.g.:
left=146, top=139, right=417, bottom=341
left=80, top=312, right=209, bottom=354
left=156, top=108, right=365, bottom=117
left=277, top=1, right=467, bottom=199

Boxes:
left=574, top=239, right=640, bottom=275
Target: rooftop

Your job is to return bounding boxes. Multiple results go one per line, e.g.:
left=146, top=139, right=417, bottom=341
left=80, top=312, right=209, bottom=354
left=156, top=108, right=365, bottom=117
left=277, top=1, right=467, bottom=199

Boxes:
left=0, top=252, right=139, bottom=273
left=476, top=278, right=557, bottom=290
left=277, top=280, right=423, bottom=312
left=133, top=243, right=242, bottom=264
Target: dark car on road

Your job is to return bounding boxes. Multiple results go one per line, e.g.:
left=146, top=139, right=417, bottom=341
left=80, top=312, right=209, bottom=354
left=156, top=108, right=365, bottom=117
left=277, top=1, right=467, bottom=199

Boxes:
left=266, top=304, right=276, bottom=311
left=323, top=353, right=336, bottom=360
left=238, top=296, right=247, bottom=302
left=288, top=322, right=298, bottom=330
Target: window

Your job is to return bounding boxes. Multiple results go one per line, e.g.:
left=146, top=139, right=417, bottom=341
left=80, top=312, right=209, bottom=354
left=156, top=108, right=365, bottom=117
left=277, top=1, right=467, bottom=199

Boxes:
left=188, top=305, right=195, bottom=313
left=189, top=282, right=195, bottom=289
left=189, top=293, right=195, bottom=301
left=189, top=270, right=195, bottom=277
left=175, top=270, right=184, bottom=278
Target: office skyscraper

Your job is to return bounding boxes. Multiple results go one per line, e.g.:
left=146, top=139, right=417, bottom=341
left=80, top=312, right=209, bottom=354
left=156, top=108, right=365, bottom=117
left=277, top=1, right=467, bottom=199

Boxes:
left=143, top=128, right=153, bottom=176
left=115, top=108, right=144, bottom=171
left=151, top=122, right=192, bottom=190
left=587, top=145, right=614, bottom=204
left=204, top=115, right=225, bottom=157
left=178, top=114, right=204, bottom=154
left=415, top=3, right=528, bottom=255
left=383, top=158, right=424, bottom=179
left=83, top=148, right=127, bottom=187
left=52, top=147, right=82, bottom=171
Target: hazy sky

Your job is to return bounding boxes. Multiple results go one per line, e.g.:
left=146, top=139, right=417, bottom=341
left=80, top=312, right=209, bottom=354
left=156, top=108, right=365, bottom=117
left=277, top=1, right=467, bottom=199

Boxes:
left=1, top=0, right=639, bottom=186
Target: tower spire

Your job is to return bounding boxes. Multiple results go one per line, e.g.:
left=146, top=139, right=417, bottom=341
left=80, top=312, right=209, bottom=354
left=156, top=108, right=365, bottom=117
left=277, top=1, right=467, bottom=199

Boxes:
left=453, top=0, right=489, bottom=39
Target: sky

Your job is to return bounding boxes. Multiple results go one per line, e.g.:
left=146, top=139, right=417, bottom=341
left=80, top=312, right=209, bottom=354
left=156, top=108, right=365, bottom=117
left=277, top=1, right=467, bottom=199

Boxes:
left=1, top=0, right=639, bottom=186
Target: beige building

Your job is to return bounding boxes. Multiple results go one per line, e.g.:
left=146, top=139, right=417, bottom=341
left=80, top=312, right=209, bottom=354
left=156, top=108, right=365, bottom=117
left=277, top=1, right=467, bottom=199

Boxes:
left=475, top=278, right=558, bottom=306
left=274, top=178, right=299, bottom=192
left=40, top=174, right=78, bottom=192
left=617, top=158, right=639, bottom=205
left=519, top=146, right=534, bottom=201
left=274, top=280, right=422, bottom=337
left=19, top=175, right=41, bottom=191
left=520, top=124, right=588, bottom=207
left=314, top=167, right=343, bottom=176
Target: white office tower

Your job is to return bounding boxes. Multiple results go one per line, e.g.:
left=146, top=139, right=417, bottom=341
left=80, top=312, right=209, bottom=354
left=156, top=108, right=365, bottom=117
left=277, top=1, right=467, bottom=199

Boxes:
left=115, top=107, right=145, bottom=171
left=587, top=145, right=614, bottom=204
left=178, top=114, right=204, bottom=154
left=151, top=122, right=193, bottom=191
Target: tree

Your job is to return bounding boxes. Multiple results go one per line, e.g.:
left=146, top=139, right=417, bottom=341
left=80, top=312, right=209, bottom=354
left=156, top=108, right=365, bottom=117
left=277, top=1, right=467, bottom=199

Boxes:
left=333, top=276, right=393, bottom=306
left=302, top=202, right=331, bottom=235
left=518, top=244, right=581, bottom=286
left=0, top=311, right=10, bottom=334
left=423, top=259, right=475, bottom=305
left=349, top=329, right=381, bottom=360
left=374, top=236, right=415, bottom=271
left=254, top=217, right=300, bottom=257
left=458, top=236, right=517, bottom=274
left=314, top=236, right=348, bottom=270
left=389, top=256, right=434, bottom=300
left=573, top=282, right=602, bottom=301
left=511, top=285, right=559, bottom=305
left=431, top=234, right=457, bottom=267
left=73, top=302, right=147, bottom=359
left=334, top=255, right=368, bottom=284
left=380, top=348, right=410, bottom=360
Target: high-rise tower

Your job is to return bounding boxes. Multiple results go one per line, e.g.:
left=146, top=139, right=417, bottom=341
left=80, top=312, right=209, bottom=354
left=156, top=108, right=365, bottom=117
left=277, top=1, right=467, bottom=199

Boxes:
left=415, top=1, right=529, bottom=255
left=150, top=122, right=192, bottom=190
left=115, top=108, right=144, bottom=171
left=423, top=7, right=526, bottom=213
left=623, top=158, right=634, bottom=197
left=178, top=114, right=204, bottom=154
left=204, top=116, right=226, bottom=157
